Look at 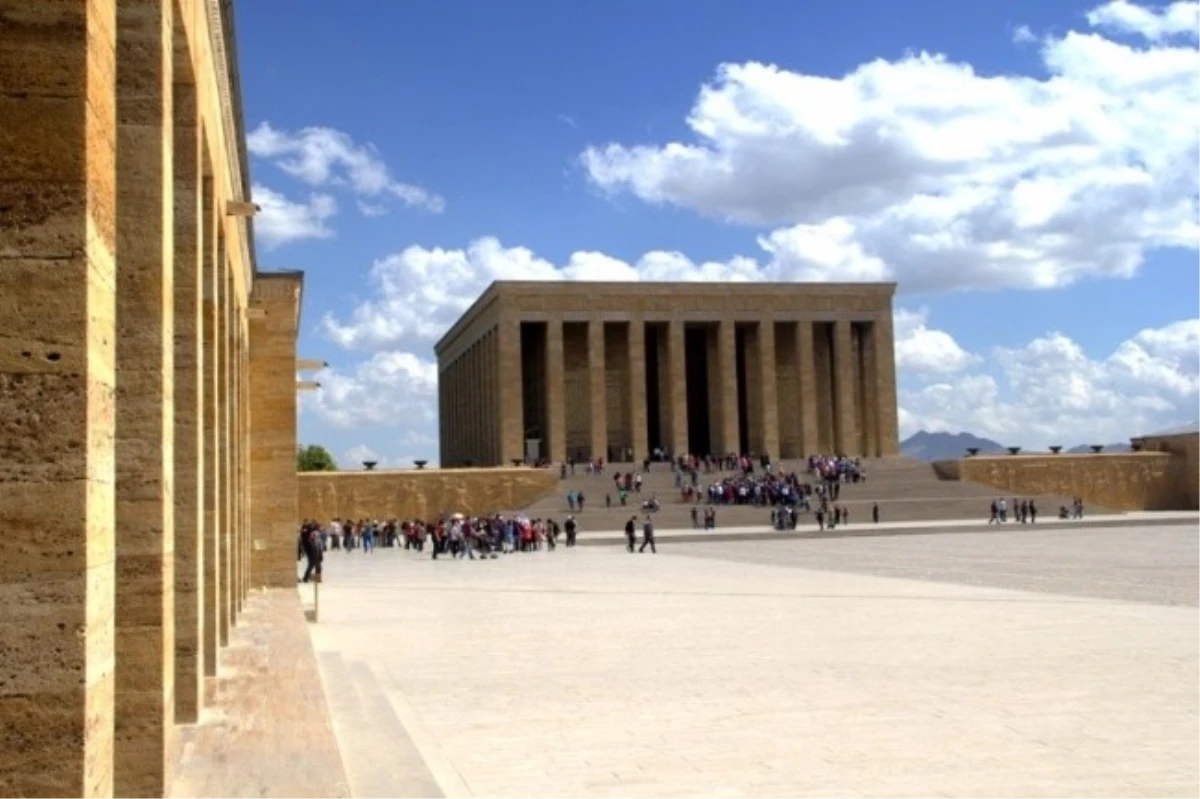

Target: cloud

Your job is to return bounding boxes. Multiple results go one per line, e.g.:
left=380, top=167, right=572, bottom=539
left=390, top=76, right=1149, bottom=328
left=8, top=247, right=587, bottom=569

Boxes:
left=321, top=236, right=762, bottom=352
left=310, top=302, right=1199, bottom=464
left=1086, top=0, right=1200, bottom=41
left=893, top=308, right=980, bottom=374
left=251, top=184, right=336, bottom=249
left=579, top=1, right=1198, bottom=293
left=248, top=122, right=446, bottom=215
left=899, top=317, right=1200, bottom=447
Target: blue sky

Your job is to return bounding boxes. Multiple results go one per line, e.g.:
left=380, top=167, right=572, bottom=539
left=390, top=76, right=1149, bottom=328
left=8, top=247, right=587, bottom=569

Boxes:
left=234, top=0, right=1199, bottom=466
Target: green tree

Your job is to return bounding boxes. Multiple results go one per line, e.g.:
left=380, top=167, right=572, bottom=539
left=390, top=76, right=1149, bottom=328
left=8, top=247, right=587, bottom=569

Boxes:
left=297, top=444, right=338, bottom=472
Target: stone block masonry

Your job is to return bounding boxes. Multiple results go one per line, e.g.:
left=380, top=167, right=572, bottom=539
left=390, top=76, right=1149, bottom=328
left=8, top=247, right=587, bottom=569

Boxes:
left=0, top=1, right=304, bottom=796
left=298, top=468, right=559, bottom=522
left=435, top=281, right=902, bottom=466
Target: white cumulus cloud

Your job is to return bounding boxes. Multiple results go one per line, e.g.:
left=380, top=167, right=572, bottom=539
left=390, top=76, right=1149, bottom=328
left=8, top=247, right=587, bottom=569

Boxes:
left=251, top=184, right=336, bottom=249
left=248, top=121, right=445, bottom=215
left=321, top=236, right=762, bottom=352
left=1086, top=0, right=1200, bottom=41
left=893, top=308, right=980, bottom=374
left=900, top=318, right=1200, bottom=447
left=580, top=1, right=1199, bottom=293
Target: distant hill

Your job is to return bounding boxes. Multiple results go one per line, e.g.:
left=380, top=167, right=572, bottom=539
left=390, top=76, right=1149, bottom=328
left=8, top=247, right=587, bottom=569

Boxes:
left=901, top=430, right=1005, bottom=461
left=900, top=429, right=1141, bottom=460
left=1067, top=442, right=1131, bottom=453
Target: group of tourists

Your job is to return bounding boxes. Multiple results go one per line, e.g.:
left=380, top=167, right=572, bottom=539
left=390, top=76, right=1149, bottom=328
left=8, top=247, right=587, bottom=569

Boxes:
left=987, top=496, right=1084, bottom=523
left=296, top=512, right=590, bottom=577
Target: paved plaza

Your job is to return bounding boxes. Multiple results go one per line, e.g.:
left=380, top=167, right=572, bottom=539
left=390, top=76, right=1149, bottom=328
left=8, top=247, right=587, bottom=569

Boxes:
left=308, top=524, right=1199, bottom=798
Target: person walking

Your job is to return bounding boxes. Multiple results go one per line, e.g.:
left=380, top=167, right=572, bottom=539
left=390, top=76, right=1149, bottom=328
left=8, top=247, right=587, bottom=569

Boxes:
left=624, top=516, right=637, bottom=552
left=639, top=515, right=657, bottom=554
left=300, top=527, right=323, bottom=583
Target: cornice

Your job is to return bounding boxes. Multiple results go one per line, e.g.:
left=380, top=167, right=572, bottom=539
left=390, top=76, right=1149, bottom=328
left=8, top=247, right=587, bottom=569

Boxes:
left=207, top=0, right=258, bottom=287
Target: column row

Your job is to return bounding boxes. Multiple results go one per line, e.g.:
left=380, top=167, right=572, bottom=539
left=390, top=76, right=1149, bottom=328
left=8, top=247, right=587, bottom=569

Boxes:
left=441, top=328, right=505, bottom=467
left=509, top=316, right=898, bottom=465
left=0, top=2, right=263, bottom=796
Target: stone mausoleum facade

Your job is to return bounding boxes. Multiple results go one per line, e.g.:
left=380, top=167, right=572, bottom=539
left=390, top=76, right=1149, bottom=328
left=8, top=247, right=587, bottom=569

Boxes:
left=435, top=281, right=901, bottom=467
left=1, top=1, right=302, bottom=796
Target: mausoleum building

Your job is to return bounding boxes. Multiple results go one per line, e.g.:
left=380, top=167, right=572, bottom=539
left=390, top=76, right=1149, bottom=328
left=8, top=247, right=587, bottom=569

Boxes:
left=435, top=281, right=901, bottom=466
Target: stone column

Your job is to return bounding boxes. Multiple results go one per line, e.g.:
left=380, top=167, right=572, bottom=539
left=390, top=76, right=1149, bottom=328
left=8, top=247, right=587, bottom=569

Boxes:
left=171, top=79, right=204, bottom=724
left=0, top=3, right=117, bottom=795
left=544, top=318, right=566, bottom=464
left=627, top=318, right=647, bottom=462
left=201, top=196, right=222, bottom=676
left=497, top=318, right=524, bottom=464
left=717, top=319, right=739, bottom=455
left=756, top=321, right=780, bottom=459
left=475, top=341, right=485, bottom=463
left=488, top=330, right=499, bottom=465
left=858, top=324, right=878, bottom=457
left=248, top=273, right=302, bottom=587
left=873, top=314, right=900, bottom=456
left=446, top=360, right=454, bottom=464
left=239, top=331, right=250, bottom=598
left=218, top=264, right=232, bottom=643
left=588, top=319, right=607, bottom=461
left=481, top=332, right=492, bottom=465
left=795, top=321, right=819, bottom=458
left=832, top=319, right=858, bottom=455
left=667, top=319, right=688, bottom=456
left=230, top=318, right=242, bottom=617
left=113, top=0, right=175, bottom=792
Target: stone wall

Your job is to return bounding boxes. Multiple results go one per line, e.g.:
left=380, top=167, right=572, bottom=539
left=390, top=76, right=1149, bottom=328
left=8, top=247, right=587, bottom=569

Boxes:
left=934, top=450, right=1195, bottom=511
left=248, top=274, right=302, bottom=588
left=298, top=468, right=559, bottom=521
left=1139, top=432, right=1199, bottom=510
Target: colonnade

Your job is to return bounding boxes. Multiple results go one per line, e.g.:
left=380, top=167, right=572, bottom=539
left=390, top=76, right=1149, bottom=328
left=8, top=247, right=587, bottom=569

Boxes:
left=440, top=313, right=899, bottom=467
left=0, top=1, right=300, bottom=796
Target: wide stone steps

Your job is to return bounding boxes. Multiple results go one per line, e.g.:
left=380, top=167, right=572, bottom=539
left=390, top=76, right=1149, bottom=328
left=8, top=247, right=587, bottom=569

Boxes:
left=507, top=457, right=1111, bottom=531
left=318, top=653, right=442, bottom=798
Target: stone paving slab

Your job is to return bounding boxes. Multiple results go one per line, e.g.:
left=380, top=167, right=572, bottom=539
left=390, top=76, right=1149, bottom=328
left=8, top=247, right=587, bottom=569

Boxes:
left=170, top=591, right=351, bottom=799
left=309, top=523, right=1199, bottom=797
left=679, top=523, right=1200, bottom=607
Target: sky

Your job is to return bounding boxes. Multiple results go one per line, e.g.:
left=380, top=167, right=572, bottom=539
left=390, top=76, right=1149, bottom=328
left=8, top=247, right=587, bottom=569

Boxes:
left=234, top=0, right=1200, bottom=468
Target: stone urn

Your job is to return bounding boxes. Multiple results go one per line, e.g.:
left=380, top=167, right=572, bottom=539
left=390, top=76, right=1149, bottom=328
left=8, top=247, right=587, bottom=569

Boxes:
left=1089, top=445, right=1104, bottom=453
left=414, top=459, right=428, bottom=469
left=362, top=460, right=377, bottom=470
left=966, top=447, right=980, bottom=457
left=1049, top=446, right=1062, bottom=454
left=1006, top=446, right=1021, bottom=455
left=511, top=458, right=524, bottom=467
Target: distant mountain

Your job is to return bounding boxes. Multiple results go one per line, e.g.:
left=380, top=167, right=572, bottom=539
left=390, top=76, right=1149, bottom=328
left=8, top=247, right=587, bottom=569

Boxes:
left=1066, top=442, right=1131, bottom=453
left=901, top=430, right=1005, bottom=461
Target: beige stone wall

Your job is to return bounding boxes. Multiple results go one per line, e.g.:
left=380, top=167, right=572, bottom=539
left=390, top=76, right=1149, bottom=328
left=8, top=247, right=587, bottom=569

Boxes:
left=248, top=274, right=301, bottom=588
left=936, top=452, right=1192, bottom=511
left=1139, top=432, right=1199, bottom=510
left=299, top=468, right=558, bottom=521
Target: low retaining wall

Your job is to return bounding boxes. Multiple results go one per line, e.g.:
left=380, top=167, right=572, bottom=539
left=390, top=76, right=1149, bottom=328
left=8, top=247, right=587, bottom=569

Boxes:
left=298, top=467, right=558, bottom=521
left=933, top=451, right=1194, bottom=511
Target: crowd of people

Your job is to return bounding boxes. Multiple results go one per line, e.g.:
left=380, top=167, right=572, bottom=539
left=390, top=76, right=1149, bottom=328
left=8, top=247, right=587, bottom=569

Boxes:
left=296, top=450, right=1089, bottom=581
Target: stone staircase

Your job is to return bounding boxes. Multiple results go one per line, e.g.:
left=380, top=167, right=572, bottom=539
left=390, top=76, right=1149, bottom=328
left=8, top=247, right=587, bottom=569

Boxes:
left=317, top=652, right=442, bottom=798
left=505, top=457, right=1114, bottom=533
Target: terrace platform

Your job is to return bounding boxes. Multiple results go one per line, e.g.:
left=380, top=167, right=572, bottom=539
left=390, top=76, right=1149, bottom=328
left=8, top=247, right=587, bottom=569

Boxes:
left=303, top=521, right=1199, bottom=797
